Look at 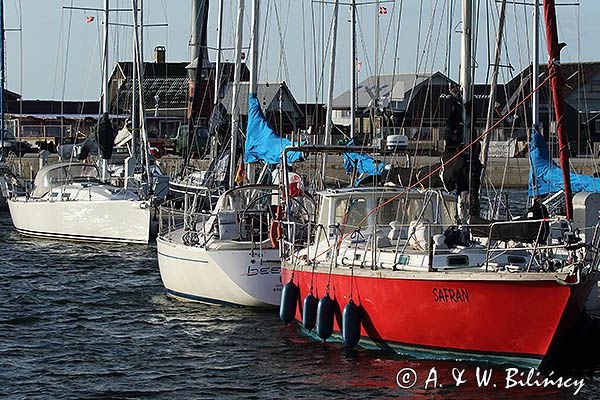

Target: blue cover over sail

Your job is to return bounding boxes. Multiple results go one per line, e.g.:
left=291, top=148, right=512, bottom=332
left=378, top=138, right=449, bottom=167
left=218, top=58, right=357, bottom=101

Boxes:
left=529, top=128, right=600, bottom=196
left=343, top=140, right=385, bottom=176
left=244, top=94, right=301, bottom=164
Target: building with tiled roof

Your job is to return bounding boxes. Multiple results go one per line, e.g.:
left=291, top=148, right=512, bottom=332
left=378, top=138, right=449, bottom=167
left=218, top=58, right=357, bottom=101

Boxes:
left=504, top=62, right=600, bottom=155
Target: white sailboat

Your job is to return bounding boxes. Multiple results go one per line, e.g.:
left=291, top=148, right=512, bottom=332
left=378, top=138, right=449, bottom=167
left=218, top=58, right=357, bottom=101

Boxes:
left=157, top=183, right=282, bottom=306
left=6, top=0, right=151, bottom=243
left=157, top=0, right=286, bottom=307
left=8, top=162, right=150, bottom=243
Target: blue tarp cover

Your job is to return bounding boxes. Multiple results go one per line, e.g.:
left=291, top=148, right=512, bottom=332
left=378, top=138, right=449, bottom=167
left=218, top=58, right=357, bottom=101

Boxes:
left=528, top=128, right=600, bottom=196
left=343, top=140, right=385, bottom=180
left=244, top=94, right=301, bottom=164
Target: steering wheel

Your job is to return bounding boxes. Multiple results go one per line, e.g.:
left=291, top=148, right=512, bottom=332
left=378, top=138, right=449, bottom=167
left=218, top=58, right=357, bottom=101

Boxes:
left=235, top=192, right=275, bottom=241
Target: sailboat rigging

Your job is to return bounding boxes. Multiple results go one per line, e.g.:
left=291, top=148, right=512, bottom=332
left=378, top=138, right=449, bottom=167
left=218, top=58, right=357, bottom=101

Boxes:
left=168, top=0, right=229, bottom=208
left=187, top=0, right=209, bottom=164
left=480, top=0, right=507, bottom=183
left=229, top=0, right=244, bottom=190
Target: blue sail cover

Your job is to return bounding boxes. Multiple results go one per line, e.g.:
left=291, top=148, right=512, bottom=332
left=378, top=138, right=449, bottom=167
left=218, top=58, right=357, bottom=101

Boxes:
left=343, top=140, right=385, bottom=177
left=244, top=94, right=301, bottom=165
left=529, top=128, right=600, bottom=196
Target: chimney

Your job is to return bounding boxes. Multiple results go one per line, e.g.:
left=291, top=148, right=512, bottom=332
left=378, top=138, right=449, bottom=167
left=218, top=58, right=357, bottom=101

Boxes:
left=154, top=46, right=166, bottom=64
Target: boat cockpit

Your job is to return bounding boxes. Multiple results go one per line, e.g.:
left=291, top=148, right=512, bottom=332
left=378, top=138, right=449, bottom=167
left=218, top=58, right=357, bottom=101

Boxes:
left=32, top=162, right=101, bottom=198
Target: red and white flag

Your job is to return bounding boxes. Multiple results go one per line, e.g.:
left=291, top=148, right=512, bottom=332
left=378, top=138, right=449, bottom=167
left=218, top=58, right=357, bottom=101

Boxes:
left=85, top=16, right=95, bottom=24
left=357, top=62, right=362, bottom=73
left=378, top=6, right=388, bottom=15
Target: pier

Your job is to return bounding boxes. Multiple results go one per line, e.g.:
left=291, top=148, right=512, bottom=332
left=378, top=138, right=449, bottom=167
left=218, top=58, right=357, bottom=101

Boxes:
left=8, top=152, right=600, bottom=188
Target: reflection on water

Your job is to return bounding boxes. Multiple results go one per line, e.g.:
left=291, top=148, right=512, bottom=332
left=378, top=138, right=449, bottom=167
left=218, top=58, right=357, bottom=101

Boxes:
left=1, top=200, right=600, bottom=399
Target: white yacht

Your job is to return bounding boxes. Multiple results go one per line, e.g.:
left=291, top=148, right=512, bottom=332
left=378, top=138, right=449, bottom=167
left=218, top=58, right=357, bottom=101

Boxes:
left=156, top=0, right=306, bottom=307
left=157, top=185, right=282, bottom=307
left=7, top=162, right=150, bottom=243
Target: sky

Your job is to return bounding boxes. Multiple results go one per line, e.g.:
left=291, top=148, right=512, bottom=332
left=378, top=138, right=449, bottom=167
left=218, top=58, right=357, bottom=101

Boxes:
left=4, top=0, right=600, bottom=103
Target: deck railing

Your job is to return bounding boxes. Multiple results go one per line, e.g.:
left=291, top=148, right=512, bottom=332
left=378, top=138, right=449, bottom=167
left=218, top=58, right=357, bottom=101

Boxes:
left=278, top=217, right=600, bottom=274
left=158, top=201, right=275, bottom=254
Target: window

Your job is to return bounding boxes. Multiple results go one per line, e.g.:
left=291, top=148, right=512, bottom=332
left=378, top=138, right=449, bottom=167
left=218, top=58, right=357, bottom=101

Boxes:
left=377, top=198, right=407, bottom=225
left=390, top=100, right=404, bottom=110
left=447, top=255, right=469, bottom=266
left=334, top=197, right=368, bottom=231
left=375, top=196, right=435, bottom=225
left=222, top=187, right=276, bottom=212
left=46, top=127, right=62, bottom=138
left=319, top=198, right=331, bottom=228
left=375, top=195, right=456, bottom=226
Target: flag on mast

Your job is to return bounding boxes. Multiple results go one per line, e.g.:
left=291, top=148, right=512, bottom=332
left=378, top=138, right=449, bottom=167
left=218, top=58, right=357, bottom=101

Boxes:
left=378, top=6, right=388, bottom=15
left=86, top=16, right=95, bottom=24
left=234, top=160, right=245, bottom=184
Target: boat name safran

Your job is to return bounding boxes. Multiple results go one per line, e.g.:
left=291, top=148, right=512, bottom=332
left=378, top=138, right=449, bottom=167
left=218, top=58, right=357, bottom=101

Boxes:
left=432, top=288, right=470, bottom=303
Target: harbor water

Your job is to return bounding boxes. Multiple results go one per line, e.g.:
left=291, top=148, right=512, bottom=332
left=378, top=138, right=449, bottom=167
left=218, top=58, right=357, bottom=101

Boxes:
left=2, top=205, right=600, bottom=399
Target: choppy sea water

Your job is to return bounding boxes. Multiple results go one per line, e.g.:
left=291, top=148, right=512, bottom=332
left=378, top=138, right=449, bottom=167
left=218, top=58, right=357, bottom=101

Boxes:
left=2, top=200, right=600, bottom=399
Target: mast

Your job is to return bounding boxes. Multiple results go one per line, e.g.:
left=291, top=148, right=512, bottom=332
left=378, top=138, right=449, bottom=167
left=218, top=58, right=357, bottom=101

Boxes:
left=229, top=0, right=244, bottom=189
left=460, top=0, right=472, bottom=138
left=209, top=0, right=224, bottom=161
left=138, top=0, right=144, bottom=167
left=542, top=0, right=573, bottom=219
left=190, top=0, right=208, bottom=65
left=480, top=0, right=507, bottom=180
left=532, top=0, right=540, bottom=128
left=249, top=0, right=259, bottom=97
left=101, top=0, right=110, bottom=180
left=322, top=0, right=339, bottom=174
left=139, top=0, right=144, bottom=66
left=131, top=0, right=144, bottom=136
left=187, top=0, right=209, bottom=165
left=350, top=0, right=357, bottom=140
left=102, top=0, right=109, bottom=115
left=374, top=0, right=380, bottom=139
left=127, top=0, right=138, bottom=186
left=0, top=0, right=5, bottom=153
left=213, top=0, right=224, bottom=104
left=131, top=0, right=151, bottom=193
left=246, top=0, right=260, bottom=183
left=459, top=0, right=475, bottom=217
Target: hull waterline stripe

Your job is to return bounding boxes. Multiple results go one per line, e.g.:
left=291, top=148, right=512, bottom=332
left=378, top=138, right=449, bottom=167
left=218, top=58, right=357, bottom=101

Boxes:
left=165, top=288, right=245, bottom=307
left=15, top=227, right=148, bottom=244
left=157, top=251, right=209, bottom=264
left=157, top=250, right=277, bottom=264
left=298, top=323, right=545, bottom=365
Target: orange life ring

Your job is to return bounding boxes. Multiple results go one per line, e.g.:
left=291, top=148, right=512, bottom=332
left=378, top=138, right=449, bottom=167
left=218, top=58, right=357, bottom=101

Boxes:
left=269, top=205, right=283, bottom=248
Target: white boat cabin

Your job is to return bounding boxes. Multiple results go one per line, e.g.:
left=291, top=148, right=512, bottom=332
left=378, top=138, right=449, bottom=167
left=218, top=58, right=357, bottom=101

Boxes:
left=305, top=187, right=530, bottom=272
left=28, top=162, right=139, bottom=202
left=33, top=162, right=100, bottom=197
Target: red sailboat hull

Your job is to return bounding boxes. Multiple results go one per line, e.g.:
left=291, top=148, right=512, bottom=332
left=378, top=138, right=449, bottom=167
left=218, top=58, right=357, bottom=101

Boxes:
left=282, top=267, right=596, bottom=366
